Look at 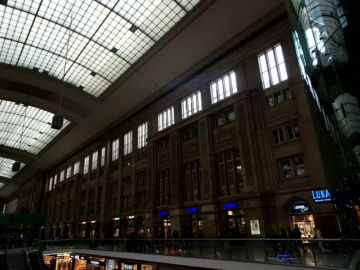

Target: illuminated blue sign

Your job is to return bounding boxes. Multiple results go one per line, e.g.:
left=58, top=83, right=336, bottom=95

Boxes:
left=290, top=201, right=311, bottom=215
left=186, top=207, right=198, bottom=214
left=311, top=189, right=331, bottom=202
left=159, top=211, right=169, bottom=217
left=223, top=202, right=238, bottom=210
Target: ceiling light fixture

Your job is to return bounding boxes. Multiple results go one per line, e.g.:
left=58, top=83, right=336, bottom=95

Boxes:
left=13, top=102, right=27, bottom=172
left=52, top=13, right=73, bottom=130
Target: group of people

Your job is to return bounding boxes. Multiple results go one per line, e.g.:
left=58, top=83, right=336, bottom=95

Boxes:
left=270, top=225, right=331, bottom=257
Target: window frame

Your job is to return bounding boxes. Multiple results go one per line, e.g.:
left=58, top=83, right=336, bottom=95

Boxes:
left=181, top=90, right=203, bottom=119
left=137, top=122, right=148, bottom=149
left=111, top=138, right=120, bottom=161
left=124, top=130, right=133, bottom=155
left=158, top=106, right=175, bottom=131
left=83, top=155, right=90, bottom=174
left=92, top=150, right=98, bottom=171
left=258, top=44, right=288, bottom=89
left=210, top=71, right=238, bottom=104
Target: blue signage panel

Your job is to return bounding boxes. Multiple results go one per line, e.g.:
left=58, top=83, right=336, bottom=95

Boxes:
left=186, top=207, right=199, bottom=214
left=311, top=189, right=331, bottom=202
left=223, top=202, right=238, bottom=210
left=159, top=211, right=169, bottom=217
left=290, top=201, right=311, bottom=215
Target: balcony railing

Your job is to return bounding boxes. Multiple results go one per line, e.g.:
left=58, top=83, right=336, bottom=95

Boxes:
left=36, top=238, right=360, bottom=269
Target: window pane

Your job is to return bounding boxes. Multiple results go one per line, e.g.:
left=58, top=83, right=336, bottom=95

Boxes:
left=230, top=72, right=238, bottom=93
left=224, top=75, right=231, bottom=97
left=259, top=54, right=268, bottom=72
left=210, top=83, right=217, bottom=103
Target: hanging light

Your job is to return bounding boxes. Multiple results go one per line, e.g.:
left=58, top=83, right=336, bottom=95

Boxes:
left=12, top=161, right=20, bottom=172
left=13, top=102, right=27, bottom=171
left=52, top=13, right=72, bottom=130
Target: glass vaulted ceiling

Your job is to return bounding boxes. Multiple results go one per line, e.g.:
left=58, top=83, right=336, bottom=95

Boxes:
left=0, top=0, right=200, bottom=97
left=0, top=99, right=70, bottom=154
left=0, top=156, right=25, bottom=180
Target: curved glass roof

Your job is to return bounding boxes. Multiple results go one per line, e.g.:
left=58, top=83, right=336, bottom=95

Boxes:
left=0, top=156, right=25, bottom=180
left=0, top=99, right=70, bottom=154
left=0, top=0, right=200, bottom=97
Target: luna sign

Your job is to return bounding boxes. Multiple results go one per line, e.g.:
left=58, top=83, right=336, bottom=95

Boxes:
left=311, top=189, right=331, bottom=202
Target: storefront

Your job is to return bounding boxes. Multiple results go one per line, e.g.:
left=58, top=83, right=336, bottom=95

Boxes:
left=106, top=258, right=119, bottom=270
left=140, top=264, right=157, bottom=270
left=86, top=258, right=106, bottom=270
left=73, top=255, right=87, bottom=270
left=121, top=262, right=139, bottom=270
left=310, top=189, right=340, bottom=237
left=89, top=220, right=98, bottom=238
left=157, top=211, right=171, bottom=239
left=289, top=200, right=315, bottom=238
left=79, top=221, right=87, bottom=238
left=124, top=215, right=136, bottom=236
left=223, top=202, right=245, bottom=237
left=183, top=207, right=203, bottom=238
left=55, top=253, right=72, bottom=270
left=110, top=217, right=121, bottom=237
left=43, top=255, right=56, bottom=270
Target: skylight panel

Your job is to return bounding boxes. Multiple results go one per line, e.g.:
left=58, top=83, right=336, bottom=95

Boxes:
left=179, top=0, right=200, bottom=11
left=0, top=0, right=200, bottom=97
left=0, top=157, right=25, bottom=179
left=8, top=0, right=41, bottom=13
left=0, top=100, right=70, bottom=154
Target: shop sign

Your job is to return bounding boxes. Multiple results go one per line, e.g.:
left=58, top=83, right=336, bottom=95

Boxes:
left=112, top=217, right=121, bottom=221
left=127, top=215, right=135, bottom=219
left=223, top=202, right=238, bottom=210
left=90, top=260, right=99, bottom=265
left=89, top=220, right=96, bottom=224
left=159, top=211, right=169, bottom=217
left=186, top=207, right=198, bottom=214
left=311, top=189, right=331, bottom=202
left=290, top=201, right=311, bottom=214
left=80, top=221, right=86, bottom=225
left=74, top=255, right=80, bottom=259
left=250, top=219, right=261, bottom=235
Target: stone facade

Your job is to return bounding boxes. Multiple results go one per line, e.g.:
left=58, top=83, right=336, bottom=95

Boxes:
left=15, top=11, right=339, bottom=239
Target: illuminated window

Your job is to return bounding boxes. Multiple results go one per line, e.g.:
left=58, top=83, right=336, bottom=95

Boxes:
left=158, top=106, right=175, bottom=131
left=66, top=165, right=72, bottom=178
left=101, top=146, right=106, bottom=167
left=124, top=131, right=133, bottom=155
left=48, top=177, right=53, bottom=191
left=181, top=91, right=202, bottom=119
left=111, top=138, right=119, bottom=161
left=92, top=151, right=98, bottom=171
left=59, top=170, right=65, bottom=182
left=258, top=44, right=288, bottom=89
left=84, top=156, right=89, bottom=174
left=137, top=122, right=148, bottom=149
left=53, top=174, right=58, bottom=186
left=74, top=161, right=80, bottom=174
left=210, top=71, right=238, bottom=104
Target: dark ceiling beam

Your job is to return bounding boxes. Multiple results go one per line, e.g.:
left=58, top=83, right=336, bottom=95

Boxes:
left=0, top=66, right=96, bottom=122
left=0, top=145, right=37, bottom=167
